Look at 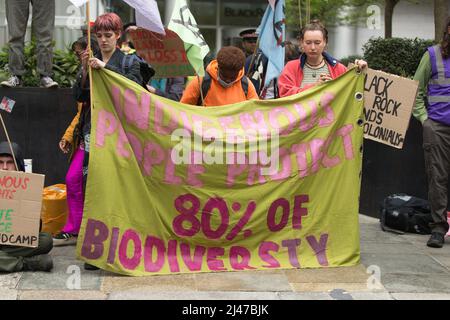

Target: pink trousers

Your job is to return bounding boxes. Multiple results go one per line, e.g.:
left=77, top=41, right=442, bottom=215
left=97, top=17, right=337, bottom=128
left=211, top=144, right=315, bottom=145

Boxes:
left=62, top=147, right=84, bottom=235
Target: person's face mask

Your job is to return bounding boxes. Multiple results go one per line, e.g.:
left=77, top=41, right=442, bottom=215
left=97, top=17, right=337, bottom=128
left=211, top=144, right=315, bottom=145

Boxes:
left=218, top=70, right=238, bottom=88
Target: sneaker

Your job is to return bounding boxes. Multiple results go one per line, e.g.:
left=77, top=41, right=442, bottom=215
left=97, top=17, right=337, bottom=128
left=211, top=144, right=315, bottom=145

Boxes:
left=84, top=263, right=100, bottom=271
left=427, top=232, right=445, bottom=248
left=23, top=254, right=53, bottom=272
left=1, top=75, right=21, bottom=88
left=40, top=76, right=58, bottom=88
left=53, top=232, right=77, bottom=246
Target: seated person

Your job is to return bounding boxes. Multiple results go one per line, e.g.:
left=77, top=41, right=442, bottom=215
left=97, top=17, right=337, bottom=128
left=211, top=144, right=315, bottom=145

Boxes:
left=0, top=141, right=53, bottom=272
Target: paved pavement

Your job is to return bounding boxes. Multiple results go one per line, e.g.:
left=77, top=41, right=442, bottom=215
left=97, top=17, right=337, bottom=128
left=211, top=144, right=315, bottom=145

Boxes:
left=2, top=214, right=450, bottom=300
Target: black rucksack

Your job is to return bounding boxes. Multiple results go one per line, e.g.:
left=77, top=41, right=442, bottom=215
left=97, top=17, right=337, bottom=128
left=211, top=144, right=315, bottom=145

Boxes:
left=380, top=193, right=433, bottom=234
left=196, top=72, right=249, bottom=106
left=121, top=54, right=155, bottom=89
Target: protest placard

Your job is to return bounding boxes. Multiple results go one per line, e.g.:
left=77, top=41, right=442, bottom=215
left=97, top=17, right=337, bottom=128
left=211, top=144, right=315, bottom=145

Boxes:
left=129, top=28, right=195, bottom=78
left=0, top=97, right=16, bottom=113
left=0, top=171, right=45, bottom=248
left=79, top=67, right=365, bottom=276
left=362, top=68, right=419, bottom=149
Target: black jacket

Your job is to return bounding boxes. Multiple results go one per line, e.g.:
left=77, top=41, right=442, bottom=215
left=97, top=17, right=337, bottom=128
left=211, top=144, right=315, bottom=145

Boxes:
left=73, top=48, right=143, bottom=103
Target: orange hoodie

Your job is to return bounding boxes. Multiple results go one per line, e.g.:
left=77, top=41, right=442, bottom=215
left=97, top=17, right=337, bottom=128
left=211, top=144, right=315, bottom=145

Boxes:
left=180, top=60, right=258, bottom=106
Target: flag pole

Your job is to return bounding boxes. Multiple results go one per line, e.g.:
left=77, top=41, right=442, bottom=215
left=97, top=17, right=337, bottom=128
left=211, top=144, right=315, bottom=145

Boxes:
left=86, top=0, right=94, bottom=110
left=245, top=37, right=260, bottom=78
left=196, top=70, right=204, bottom=106
left=0, top=113, right=18, bottom=170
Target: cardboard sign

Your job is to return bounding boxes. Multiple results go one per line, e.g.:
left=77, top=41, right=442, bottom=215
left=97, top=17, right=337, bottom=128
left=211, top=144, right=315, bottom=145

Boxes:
left=362, top=68, right=419, bottom=149
left=0, top=170, right=45, bottom=248
left=129, top=28, right=195, bottom=78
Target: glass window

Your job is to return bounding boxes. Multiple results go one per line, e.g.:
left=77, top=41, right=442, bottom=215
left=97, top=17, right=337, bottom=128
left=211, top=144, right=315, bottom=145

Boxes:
left=102, top=0, right=134, bottom=24
left=220, top=0, right=266, bottom=26
left=189, top=0, right=217, bottom=26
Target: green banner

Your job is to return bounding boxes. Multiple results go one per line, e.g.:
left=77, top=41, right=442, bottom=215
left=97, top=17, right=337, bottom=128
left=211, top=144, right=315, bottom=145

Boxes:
left=77, top=67, right=365, bottom=276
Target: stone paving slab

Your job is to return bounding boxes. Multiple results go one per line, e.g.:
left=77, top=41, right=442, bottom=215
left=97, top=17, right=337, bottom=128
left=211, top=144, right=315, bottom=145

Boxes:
left=361, top=253, right=449, bottom=275
left=18, top=290, right=107, bottom=300
left=108, top=290, right=280, bottom=300
left=349, top=291, right=393, bottom=300
left=391, top=292, right=450, bottom=300
left=382, top=273, right=450, bottom=293
left=0, top=273, right=21, bottom=289
left=360, top=242, right=421, bottom=255
left=290, top=282, right=370, bottom=292
left=194, top=271, right=292, bottom=292
left=17, top=256, right=103, bottom=290
left=102, top=273, right=196, bottom=292
left=277, top=292, right=333, bottom=300
left=0, top=288, right=18, bottom=300
left=284, top=265, right=369, bottom=284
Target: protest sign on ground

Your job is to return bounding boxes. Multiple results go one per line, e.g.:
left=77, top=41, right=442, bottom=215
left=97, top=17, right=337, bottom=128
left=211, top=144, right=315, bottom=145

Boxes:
left=0, top=171, right=44, bottom=248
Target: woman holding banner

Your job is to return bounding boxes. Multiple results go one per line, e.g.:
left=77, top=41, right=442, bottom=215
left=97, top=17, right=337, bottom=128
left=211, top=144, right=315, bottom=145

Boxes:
left=53, top=13, right=142, bottom=264
left=278, top=20, right=367, bottom=97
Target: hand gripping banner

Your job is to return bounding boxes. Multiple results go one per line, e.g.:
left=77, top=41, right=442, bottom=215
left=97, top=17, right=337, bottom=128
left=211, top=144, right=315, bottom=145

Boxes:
left=77, top=68, right=365, bottom=276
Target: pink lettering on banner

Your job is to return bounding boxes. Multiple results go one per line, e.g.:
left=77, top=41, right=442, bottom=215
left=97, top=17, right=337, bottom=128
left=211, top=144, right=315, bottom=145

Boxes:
left=292, top=195, right=309, bottom=229
left=291, top=143, right=308, bottom=178
left=270, top=147, right=291, bottom=181
left=239, top=110, right=269, bottom=132
left=207, top=247, right=226, bottom=271
left=281, top=239, right=301, bottom=268
left=191, top=115, right=216, bottom=133
left=306, top=234, right=329, bottom=266
left=123, top=89, right=150, bottom=130
left=247, top=163, right=267, bottom=185
left=218, top=116, right=236, bottom=131
left=143, top=236, right=165, bottom=272
left=116, top=125, right=130, bottom=158
left=336, top=124, right=355, bottom=160
left=111, top=85, right=124, bottom=119
left=154, top=101, right=179, bottom=135
left=164, top=149, right=182, bottom=185
left=142, top=141, right=165, bottom=176
left=118, top=229, right=142, bottom=270
left=107, top=227, right=120, bottom=264
left=294, top=101, right=317, bottom=132
left=267, top=198, right=290, bottom=232
left=201, top=198, right=229, bottom=239
left=309, top=138, right=325, bottom=174
left=96, top=110, right=118, bottom=147
left=126, top=132, right=143, bottom=163
left=180, top=242, right=205, bottom=271
left=81, top=219, right=109, bottom=259
left=179, top=112, right=193, bottom=132
left=167, top=239, right=180, bottom=273
left=259, top=241, right=281, bottom=268
left=226, top=162, right=247, bottom=186
left=318, top=92, right=336, bottom=127
left=268, top=107, right=296, bottom=136
left=229, top=246, right=256, bottom=270
left=187, top=151, right=205, bottom=187
left=173, top=194, right=201, bottom=237
left=321, top=136, right=341, bottom=168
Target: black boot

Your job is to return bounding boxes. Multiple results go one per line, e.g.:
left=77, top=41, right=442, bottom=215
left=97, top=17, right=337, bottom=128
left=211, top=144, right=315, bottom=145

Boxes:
left=23, top=254, right=53, bottom=272
left=427, top=232, right=445, bottom=248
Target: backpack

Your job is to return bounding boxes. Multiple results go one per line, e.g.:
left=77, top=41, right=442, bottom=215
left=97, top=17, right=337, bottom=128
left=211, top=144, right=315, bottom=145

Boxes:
left=380, top=193, right=433, bottom=234
left=121, top=54, right=155, bottom=89
left=196, top=72, right=249, bottom=106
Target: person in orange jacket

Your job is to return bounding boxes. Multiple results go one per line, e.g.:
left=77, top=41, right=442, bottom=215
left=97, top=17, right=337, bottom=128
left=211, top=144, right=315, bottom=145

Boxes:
left=180, top=46, right=259, bottom=106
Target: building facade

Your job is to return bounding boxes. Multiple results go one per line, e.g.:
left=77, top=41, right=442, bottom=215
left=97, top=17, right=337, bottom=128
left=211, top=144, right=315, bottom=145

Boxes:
left=0, top=0, right=447, bottom=58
